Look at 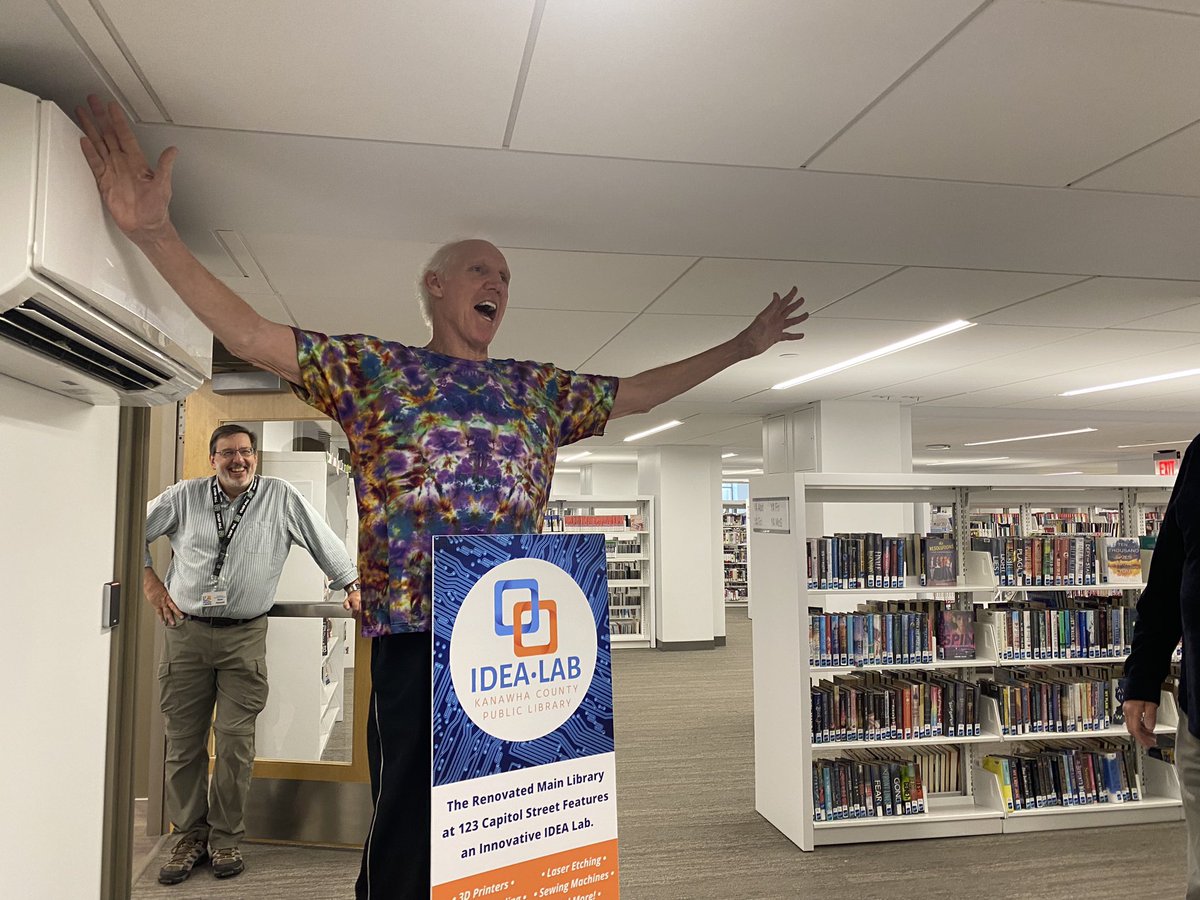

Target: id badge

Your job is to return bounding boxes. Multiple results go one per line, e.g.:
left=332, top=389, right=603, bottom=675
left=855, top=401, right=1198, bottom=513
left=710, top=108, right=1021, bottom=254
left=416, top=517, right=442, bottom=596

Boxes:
left=201, top=589, right=229, bottom=608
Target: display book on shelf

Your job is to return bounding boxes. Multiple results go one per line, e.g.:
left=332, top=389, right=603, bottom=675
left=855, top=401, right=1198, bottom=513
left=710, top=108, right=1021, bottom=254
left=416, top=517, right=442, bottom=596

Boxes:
left=747, top=471, right=1178, bottom=852
left=544, top=495, right=656, bottom=648
left=722, top=500, right=749, bottom=604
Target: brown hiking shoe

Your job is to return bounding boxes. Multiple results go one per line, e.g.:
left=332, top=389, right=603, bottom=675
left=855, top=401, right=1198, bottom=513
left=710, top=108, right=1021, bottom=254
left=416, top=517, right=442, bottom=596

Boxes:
left=211, top=846, right=245, bottom=878
left=158, top=836, right=208, bottom=885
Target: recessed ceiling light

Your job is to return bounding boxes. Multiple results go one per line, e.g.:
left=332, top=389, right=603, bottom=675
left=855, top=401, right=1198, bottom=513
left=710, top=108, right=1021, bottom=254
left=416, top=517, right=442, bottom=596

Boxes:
left=623, top=420, right=683, bottom=443
left=772, top=320, right=975, bottom=390
left=1060, top=368, right=1200, bottom=397
left=925, top=443, right=952, bottom=451
left=964, top=427, right=1096, bottom=446
left=724, top=468, right=763, bottom=476
left=922, top=456, right=1010, bottom=466
left=1043, top=471, right=1083, bottom=476
left=721, top=452, right=738, bottom=458
left=1116, top=439, right=1193, bottom=449
left=558, top=451, right=592, bottom=463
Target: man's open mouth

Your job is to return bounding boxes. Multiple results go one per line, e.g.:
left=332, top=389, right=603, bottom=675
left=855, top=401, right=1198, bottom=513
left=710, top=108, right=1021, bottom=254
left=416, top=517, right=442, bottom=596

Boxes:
left=474, top=301, right=497, bottom=321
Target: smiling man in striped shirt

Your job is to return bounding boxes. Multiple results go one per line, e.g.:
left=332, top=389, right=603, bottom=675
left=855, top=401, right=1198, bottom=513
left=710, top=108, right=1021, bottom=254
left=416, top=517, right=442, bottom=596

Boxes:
left=144, top=423, right=361, bottom=885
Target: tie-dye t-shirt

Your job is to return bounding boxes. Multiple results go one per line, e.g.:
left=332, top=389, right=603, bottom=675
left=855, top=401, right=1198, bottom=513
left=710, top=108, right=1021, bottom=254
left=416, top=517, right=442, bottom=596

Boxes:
left=290, top=329, right=619, bottom=637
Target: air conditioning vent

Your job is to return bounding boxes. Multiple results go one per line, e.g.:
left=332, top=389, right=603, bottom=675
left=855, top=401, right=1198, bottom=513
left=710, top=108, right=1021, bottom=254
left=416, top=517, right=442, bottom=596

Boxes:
left=0, top=299, right=171, bottom=393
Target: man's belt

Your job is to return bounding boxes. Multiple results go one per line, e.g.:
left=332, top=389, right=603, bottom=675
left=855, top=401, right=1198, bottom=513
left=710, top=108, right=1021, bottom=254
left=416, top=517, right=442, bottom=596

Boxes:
left=183, top=612, right=267, bottom=628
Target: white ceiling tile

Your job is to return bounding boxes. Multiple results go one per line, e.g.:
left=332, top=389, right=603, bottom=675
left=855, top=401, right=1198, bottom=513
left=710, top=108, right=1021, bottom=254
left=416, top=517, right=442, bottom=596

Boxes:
left=1074, top=119, right=1200, bottom=197
left=980, top=277, right=1200, bottom=327
left=1122, top=299, right=1200, bottom=332
left=501, top=249, right=694, bottom=313
left=511, top=0, right=980, bottom=166
left=102, top=0, right=534, bottom=146
left=823, top=267, right=1083, bottom=321
left=239, top=233, right=437, bottom=338
left=811, top=0, right=1200, bottom=185
left=648, top=258, right=897, bottom=316
left=490, top=308, right=635, bottom=371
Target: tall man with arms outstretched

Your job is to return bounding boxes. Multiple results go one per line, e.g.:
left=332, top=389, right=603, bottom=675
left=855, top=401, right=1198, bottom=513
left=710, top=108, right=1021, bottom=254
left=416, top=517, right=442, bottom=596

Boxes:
left=78, top=95, right=809, bottom=899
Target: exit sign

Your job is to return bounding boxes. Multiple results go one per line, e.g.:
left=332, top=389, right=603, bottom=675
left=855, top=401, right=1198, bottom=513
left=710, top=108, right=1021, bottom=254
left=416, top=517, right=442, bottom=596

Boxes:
left=1154, top=449, right=1181, bottom=477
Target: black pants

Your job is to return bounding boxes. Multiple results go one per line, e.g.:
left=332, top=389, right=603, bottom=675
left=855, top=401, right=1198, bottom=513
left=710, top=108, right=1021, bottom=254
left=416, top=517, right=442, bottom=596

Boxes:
left=356, top=631, right=432, bottom=900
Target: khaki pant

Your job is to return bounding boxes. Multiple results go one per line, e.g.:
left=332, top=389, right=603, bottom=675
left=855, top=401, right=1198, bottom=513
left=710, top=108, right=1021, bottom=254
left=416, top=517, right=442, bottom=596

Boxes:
left=1179, top=714, right=1200, bottom=900
left=158, top=615, right=269, bottom=849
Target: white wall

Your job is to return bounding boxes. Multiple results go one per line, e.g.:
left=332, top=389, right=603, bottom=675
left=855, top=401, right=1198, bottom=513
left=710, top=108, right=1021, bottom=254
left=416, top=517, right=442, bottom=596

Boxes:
left=0, top=374, right=119, bottom=899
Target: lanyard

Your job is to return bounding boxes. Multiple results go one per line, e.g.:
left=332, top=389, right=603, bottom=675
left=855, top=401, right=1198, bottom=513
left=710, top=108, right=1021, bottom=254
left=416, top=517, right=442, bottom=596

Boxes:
left=210, top=475, right=260, bottom=583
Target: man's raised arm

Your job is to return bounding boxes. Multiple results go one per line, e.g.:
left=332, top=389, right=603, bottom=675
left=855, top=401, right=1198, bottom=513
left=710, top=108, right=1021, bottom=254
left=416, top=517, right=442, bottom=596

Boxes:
left=77, top=96, right=300, bottom=386
left=610, top=286, right=808, bottom=419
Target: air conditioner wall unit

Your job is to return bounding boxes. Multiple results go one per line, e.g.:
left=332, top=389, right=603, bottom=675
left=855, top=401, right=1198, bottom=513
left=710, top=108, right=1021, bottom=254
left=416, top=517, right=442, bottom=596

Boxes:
left=0, top=83, right=211, bottom=406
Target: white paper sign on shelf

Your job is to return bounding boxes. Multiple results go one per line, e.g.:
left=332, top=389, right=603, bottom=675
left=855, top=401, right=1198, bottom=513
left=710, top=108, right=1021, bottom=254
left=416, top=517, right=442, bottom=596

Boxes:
left=751, top=497, right=790, bottom=534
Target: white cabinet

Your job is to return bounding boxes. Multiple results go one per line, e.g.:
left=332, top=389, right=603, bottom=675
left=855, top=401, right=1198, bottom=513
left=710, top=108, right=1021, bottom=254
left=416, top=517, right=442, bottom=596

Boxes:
left=546, top=495, right=656, bottom=649
left=255, top=615, right=349, bottom=760
left=749, top=472, right=1178, bottom=851
left=254, top=450, right=356, bottom=761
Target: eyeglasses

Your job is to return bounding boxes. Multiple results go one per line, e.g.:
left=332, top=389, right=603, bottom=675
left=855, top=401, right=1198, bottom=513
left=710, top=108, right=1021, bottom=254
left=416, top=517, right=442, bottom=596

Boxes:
left=214, top=448, right=256, bottom=460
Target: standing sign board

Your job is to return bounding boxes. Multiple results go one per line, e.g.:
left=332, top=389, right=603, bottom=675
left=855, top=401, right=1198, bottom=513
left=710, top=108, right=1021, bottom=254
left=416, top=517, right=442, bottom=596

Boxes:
left=431, top=533, right=620, bottom=899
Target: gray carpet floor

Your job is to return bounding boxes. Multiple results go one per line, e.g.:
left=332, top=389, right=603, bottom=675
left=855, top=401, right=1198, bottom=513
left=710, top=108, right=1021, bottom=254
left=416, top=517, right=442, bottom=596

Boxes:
left=132, top=608, right=1187, bottom=898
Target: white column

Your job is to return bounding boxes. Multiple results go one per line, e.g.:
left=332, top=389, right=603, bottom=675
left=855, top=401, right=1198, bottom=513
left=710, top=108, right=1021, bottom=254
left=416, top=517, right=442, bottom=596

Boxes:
left=766, top=400, right=915, bottom=540
left=580, top=463, right=638, bottom=496
left=638, top=446, right=724, bottom=649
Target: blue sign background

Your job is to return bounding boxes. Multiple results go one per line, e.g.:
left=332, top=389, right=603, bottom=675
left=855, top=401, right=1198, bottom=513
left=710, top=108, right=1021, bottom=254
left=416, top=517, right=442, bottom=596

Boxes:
left=432, top=533, right=614, bottom=787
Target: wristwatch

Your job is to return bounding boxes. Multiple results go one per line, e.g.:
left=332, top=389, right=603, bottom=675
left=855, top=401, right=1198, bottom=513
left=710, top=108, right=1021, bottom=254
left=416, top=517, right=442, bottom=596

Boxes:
left=344, top=580, right=361, bottom=593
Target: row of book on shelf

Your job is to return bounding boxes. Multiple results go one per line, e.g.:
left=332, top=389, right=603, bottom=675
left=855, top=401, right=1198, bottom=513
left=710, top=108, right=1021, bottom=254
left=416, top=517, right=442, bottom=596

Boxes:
left=980, top=741, right=1141, bottom=810
left=807, top=532, right=1152, bottom=591
left=811, top=671, right=980, bottom=743
left=806, top=533, right=957, bottom=589
left=543, top=512, right=646, bottom=532
left=971, top=534, right=1151, bottom=586
left=809, top=597, right=1137, bottom=668
left=813, top=748, right=955, bottom=821
left=812, top=741, right=1147, bottom=822
left=980, top=669, right=1124, bottom=736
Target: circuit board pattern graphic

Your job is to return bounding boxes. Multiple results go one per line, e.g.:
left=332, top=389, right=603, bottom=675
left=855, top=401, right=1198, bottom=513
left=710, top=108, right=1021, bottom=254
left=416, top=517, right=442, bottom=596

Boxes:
left=432, top=533, right=614, bottom=787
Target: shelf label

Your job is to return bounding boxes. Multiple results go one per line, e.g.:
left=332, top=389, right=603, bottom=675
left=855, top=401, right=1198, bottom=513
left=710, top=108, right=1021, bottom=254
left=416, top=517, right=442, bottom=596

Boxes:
left=431, top=533, right=620, bottom=898
left=751, top=496, right=791, bottom=534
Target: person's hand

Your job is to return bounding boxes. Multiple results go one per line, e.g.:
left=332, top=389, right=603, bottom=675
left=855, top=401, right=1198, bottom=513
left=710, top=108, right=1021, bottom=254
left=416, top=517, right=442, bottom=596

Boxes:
left=144, top=572, right=184, bottom=627
left=1124, top=699, right=1159, bottom=748
left=343, top=589, right=362, bottom=615
left=76, top=95, right=179, bottom=246
left=736, top=286, right=808, bottom=359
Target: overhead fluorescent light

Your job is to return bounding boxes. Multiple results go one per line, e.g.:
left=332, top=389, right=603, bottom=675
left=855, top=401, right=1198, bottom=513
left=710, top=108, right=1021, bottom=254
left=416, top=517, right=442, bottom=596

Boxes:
left=1116, top=439, right=1193, bottom=449
left=721, top=452, right=738, bottom=459
left=554, top=468, right=581, bottom=474
left=922, top=456, right=1009, bottom=466
left=725, top=468, right=764, bottom=476
left=623, top=420, right=683, bottom=443
left=771, top=320, right=975, bottom=390
left=1060, top=368, right=1200, bottom=397
left=558, top=451, right=592, bottom=463
left=1043, top=471, right=1083, bottom=476
left=964, top=427, right=1096, bottom=446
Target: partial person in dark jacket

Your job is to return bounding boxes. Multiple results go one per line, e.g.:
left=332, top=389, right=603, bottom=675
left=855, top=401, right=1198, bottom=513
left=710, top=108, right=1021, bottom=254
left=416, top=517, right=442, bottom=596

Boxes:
left=1124, top=436, right=1199, bottom=899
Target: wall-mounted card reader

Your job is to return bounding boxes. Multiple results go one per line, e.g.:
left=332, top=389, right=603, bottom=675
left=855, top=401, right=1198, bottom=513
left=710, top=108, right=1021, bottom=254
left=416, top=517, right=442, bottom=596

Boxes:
left=102, top=581, right=120, bottom=629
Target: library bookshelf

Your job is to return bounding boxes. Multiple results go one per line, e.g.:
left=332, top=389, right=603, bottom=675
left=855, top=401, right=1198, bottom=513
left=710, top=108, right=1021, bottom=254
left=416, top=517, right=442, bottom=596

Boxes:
left=545, top=495, right=656, bottom=649
left=748, top=472, right=1178, bottom=851
left=723, top=500, right=749, bottom=605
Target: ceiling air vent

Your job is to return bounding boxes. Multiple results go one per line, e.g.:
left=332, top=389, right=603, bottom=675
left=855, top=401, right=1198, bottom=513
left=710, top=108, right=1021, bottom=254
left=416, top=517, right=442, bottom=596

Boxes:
left=0, top=299, right=171, bottom=393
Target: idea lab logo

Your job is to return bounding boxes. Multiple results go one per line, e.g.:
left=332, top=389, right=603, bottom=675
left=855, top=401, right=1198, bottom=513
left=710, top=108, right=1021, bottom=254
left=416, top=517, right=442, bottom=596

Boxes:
left=449, top=558, right=598, bottom=742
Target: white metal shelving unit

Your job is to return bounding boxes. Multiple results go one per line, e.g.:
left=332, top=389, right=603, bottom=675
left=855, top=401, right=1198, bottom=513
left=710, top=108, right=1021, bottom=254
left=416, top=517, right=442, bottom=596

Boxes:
left=546, top=495, right=656, bottom=649
left=748, top=471, right=1179, bottom=851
